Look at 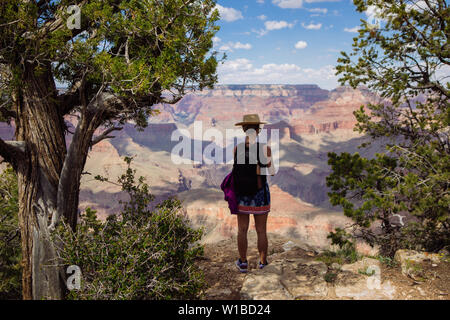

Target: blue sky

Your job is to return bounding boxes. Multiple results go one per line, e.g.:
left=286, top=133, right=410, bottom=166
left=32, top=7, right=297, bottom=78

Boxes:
left=213, top=0, right=370, bottom=89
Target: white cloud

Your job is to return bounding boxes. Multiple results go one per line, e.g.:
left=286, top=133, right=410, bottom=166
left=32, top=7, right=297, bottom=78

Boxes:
left=252, top=28, right=269, bottom=37
left=363, top=2, right=435, bottom=29
left=219, top=58, right=253, bottom=73
left=405, top=1, right=430, bottom=12
left=257, top=0, right=265, bottom=3
left=234, top=42, right=252, bottom=50
left=308, top=8, right=328, bottom=14
left=272, top=0, right=341, bottom=9
left=218, top=59, right=338, bottom=89
left=215, top=4, right=243, bottom=22
left=305, top=0, right=341, bottom=2
left=344, top=26, right=360, bottom=33
left=218, top=44, right=231, bottom=51
left=365, top=5, right=384, bottom=26
left=252, top=19, right=296, bottom=37
left=219, top=41, right=253, bottom=52
left=294, top=41, right=308, bottom=49
left=265, top=20, right=296, bottom=30
left=364, top=5, right=397, bottom=26
left=257, top=14, right=267, bottom=20
left=302, top=22, right=322, bottom=30
left=272, top=0, right=304, bottom=8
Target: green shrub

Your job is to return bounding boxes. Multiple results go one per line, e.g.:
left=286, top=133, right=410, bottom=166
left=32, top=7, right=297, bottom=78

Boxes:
left=53, top=157, right=205, bottom=300
left=324, top=272, right=338, bottom=283
left=0, top=167, right=21, bottom=299
left=372, top=255, right=398, bottom=268
left=316, top=244, right=360, bottom=266
left=318, top=228, right=360, bottom=266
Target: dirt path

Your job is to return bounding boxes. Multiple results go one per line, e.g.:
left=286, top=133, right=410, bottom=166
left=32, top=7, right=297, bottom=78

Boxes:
left=197, top=232, right=318, bottom=300
left=197, top=232, right=449, bottom=300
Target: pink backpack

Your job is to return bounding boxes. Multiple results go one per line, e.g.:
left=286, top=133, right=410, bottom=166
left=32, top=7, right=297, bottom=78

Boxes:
left=220, top=172, right=238, bottom=215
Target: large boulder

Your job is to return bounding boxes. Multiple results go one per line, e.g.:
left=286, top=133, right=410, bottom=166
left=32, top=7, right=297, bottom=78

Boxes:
left=280, top=260, right=329, bottom=298
left=240, top=258, right=329, bottom=300
left=340, top=257, right=380, bottom=273
left=394, top=249, right=441, bottom=278
left=240, top=271, right=292, bottom=300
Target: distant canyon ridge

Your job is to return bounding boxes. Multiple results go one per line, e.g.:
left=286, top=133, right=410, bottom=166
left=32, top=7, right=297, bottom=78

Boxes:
left=0, top=84, right=385, bottom=252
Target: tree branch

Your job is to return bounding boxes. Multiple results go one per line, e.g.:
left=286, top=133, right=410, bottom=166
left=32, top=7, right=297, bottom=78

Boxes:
left=91, top=126, right=123, bottom=146
left=0, top=138, right=25, bottom=169
left=159, top=95, right=184, bottom=105
left=0, top=105, right=16, bottom=119
left=27, top=0, right=89, bottom=40
left=58, top=87, right=82, bottom=115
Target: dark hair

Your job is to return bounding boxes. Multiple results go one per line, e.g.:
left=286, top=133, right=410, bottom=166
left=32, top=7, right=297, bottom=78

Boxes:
left=242, top=124, right=260, bottom=132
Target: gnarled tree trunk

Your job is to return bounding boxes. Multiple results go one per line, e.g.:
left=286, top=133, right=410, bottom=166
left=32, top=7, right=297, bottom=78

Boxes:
left=11, top=62, right=109, bottom=299
left=14, top=62, right=67, bottom=300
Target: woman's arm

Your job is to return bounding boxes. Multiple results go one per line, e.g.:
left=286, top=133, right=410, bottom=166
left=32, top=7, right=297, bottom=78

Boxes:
left=266, top=146, right=275, bottom=176
left=258, top=145, right=275, bottom=176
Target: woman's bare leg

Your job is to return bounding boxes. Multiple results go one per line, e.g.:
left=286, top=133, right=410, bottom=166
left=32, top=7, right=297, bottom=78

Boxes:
left=237, top=214, right=250, bottom=262
left=254, top=213, right=269, bottom=264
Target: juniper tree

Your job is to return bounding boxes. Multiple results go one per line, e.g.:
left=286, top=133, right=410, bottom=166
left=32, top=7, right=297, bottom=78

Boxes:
left=327, top=0, right=449, bottom=256
left=0, top=0, right=220, bottom=299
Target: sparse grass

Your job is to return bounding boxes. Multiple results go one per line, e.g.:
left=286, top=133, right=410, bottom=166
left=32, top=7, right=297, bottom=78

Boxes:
left=405, top=259, right=423, bottom=273
left=316, top=244, right=360, bottom=266
left=403, top=259, right=427, bottom=282
left=367, top=255, right=399, bottom=268
left=358, top=268, right=376, bottom=276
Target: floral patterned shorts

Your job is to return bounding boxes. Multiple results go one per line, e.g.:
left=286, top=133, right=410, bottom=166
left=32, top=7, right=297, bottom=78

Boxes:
left=236, top=183, right=271, bottom=215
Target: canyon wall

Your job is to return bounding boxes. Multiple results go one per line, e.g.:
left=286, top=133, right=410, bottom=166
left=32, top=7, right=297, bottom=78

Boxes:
left=0, top=85, right=383, bottom=249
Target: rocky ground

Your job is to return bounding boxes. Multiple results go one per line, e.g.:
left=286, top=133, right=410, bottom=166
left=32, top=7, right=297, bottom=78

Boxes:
left=197, top=232, right=450, bottom=300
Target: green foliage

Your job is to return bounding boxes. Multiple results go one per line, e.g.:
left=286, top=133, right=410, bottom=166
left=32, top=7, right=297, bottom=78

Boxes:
left=328, top=0, right=450, bottom=257
left=0, top=0, right=222, bottom=127
left=0, top=167, right=21, bottom=299
left=316, top=243, right=360, bottom=266
left=324, top=272, right=338, bottom=283
left=358, top=268, right=376, bottom=276
left=370, top=255, right=399, bottom=268
left=328, top=228, right=357, bottom=248
left=53, top=158, right=205, bottom=300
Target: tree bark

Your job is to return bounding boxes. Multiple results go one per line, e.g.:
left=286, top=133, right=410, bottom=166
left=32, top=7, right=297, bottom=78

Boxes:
left=14, top=62, right=67, bottom=300
left=2, top=58, right=119, bottom=299
left=55, top=107, right=105, bottom=231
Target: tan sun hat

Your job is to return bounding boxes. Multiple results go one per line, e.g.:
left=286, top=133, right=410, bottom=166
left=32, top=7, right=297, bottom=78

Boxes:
left=235, top=114, right=268, bottom=126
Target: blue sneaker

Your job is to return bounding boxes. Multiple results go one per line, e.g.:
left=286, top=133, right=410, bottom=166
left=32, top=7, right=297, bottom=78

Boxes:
left=258, top=261, right=269, bottom=269
left=236, top=259, right=248, bottom=273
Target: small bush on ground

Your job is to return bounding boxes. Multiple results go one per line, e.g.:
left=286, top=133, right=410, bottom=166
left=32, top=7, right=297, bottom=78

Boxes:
left=370, top=255, right=399, bottom=268
left=316, top=242, right=360, bottom=266
left=53, top=157, right=205, bottom=300
left=324, top=272, right=338, bottom=283
left=0, top=167, right=21, bottom=299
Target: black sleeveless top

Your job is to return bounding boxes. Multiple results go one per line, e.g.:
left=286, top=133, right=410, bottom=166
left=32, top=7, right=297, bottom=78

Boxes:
left=232, top=142, right=268, bottom=197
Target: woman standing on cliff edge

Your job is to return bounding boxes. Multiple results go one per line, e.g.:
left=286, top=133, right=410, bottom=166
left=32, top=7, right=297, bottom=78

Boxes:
left=232, top=114, right=275, bottom=273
